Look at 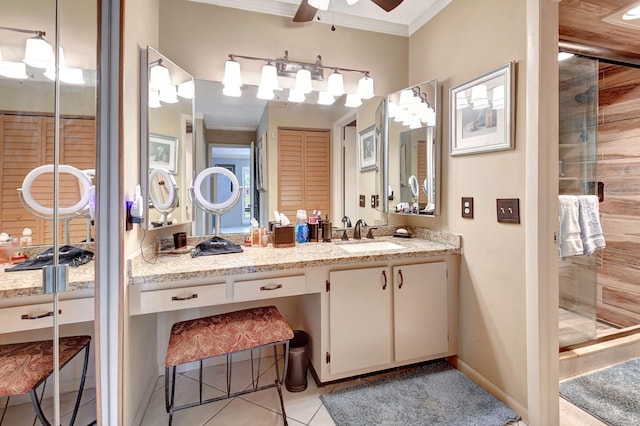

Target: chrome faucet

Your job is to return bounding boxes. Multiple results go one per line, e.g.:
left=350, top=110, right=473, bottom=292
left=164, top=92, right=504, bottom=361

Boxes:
left=341, top=216, right=352, bottom=227
left=353, top=219, right=367, bottom=240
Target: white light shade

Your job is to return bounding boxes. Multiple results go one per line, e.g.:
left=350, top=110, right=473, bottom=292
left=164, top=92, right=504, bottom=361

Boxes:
left=222, top=59, right=242, bottom=88
left=387, top=101, right=398, bottom=118
left=424, top=107, right=436, bottom=127
left=409, top=116, right=422, bottom=129
left=288, top=88, right=305, bottom=103
left=357, top=75, right=374, bottom=99
left=455, top=91, right=469, bottom=109
left=23, top=35, right=54, bottom=68
left=398, top=89, right=415, bottom=107
left=150, top=63, right=171, bottom=90
left=345, top=93, right=362, bottom=108
left=346, top=0, right=360, bottom=4
left=177, top=80, right=195, bottom=99
left=149, top=90, right=161, bottom=108
left=317, top=91, right=335, bottom=105
left=223, top=85, right=241, bottom=97
left=159, top=85, right=178, bottom=103
left=558, top=52, right=574, bottom=62
left=623, top=5, right=640, bottom=20
left=327, top=70, right=344, bottom=96
left=256, top=84, right=275, bottom=100
left=260, top=63, right=280, bottom=91
left=60, top=67, right=85, bottom=85
left=471, top=84, right=489, bottom=110
left=309, top=0, right=330, bottom=10
left=0, top=61, right=28, bottom=79
left=295, top=68, right=313, bottom=94
left=492, top=85, right=505, bottom=110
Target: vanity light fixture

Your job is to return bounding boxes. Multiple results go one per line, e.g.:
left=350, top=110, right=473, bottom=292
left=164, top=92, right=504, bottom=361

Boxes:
left=0, top=26, right=54, bottom=70
left=345, top=93, right=362, bottom=108
left=0, top=49, right=28, bottom=79
left=177, top=80, right=195, bottom=99
left=223, top=50, right=374, bottom=107
left=159, top=84, right=179, bottom=104
left=149, top=89, right=161, bottom=108
left=149, top=59, right=172, bottom=90
left=388, top=86, right=435, bottom=129
left=43, top=48, right=85, bottom=85
left=317, top=91, right=335, bottom=105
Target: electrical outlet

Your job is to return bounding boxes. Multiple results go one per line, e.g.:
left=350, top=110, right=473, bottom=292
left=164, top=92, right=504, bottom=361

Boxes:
left=496, top=198, right=520, bottom=223
left=359, top=195, right=366, bottom=208
left=371, top=195, right=379, bottom=208
left=462, top=197, right=473, bottom=218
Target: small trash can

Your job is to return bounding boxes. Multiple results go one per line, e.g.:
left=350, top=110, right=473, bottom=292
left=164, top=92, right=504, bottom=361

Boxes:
left=285, top=330, right=309, bottom=392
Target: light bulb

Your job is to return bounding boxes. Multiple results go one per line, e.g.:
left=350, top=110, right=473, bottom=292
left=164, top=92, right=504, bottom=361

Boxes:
left=357, top=74, right=374, bottom=99
left=222, top=58, right=242, bottom=88
left=295, top=68, right=313, bottom=94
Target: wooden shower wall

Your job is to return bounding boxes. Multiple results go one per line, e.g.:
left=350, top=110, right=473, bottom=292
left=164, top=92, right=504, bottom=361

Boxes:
left=597, top=63, right=640, bottom=327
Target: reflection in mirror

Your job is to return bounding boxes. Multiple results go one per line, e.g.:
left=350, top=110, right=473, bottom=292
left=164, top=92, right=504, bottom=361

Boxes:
left=194, top=80, right=388, bottom=236
left=387, top=79, right=440, bottom=216
left=149, top=167, right=178, bottom=227
left=141, top=47, right=194, bottom=230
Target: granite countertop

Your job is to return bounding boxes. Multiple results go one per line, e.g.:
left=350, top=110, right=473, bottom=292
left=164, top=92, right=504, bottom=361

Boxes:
left=129, top=230, right=461, bottom=286
left=0, top=262, right=95, bottom=299
left=0, top=243, right=96, bottom=299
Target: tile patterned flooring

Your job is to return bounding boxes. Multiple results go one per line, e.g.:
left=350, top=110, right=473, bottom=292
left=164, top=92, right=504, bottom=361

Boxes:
left=0, top=354, right=608, bottom=425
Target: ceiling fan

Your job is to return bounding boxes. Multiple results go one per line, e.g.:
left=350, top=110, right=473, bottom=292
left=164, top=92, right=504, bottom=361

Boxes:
left=293, top=0, right=405, bottom=23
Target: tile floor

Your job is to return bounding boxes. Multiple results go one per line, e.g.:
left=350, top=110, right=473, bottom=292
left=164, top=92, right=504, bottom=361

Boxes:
left=0, top=355, right=607, bottom=425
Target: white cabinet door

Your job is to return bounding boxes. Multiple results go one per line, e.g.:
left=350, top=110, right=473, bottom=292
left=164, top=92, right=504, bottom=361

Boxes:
left=329, top=267, right=393, bottom=375
left=393, top=262, right=448, bottom=362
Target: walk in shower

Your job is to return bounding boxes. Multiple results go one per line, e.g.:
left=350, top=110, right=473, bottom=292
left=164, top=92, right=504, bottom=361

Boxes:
left=559, top=53, right=640, bottom=348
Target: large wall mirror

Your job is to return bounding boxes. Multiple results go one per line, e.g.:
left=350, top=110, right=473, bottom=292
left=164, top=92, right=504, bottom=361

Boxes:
left=191, top=79, right=388, bottom=236
left=387, top=79, right=440, bottom=216
left=140, top=47, right=194, bottom=230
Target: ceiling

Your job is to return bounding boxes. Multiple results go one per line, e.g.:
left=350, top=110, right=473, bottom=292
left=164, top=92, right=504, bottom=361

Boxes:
left=559, top=0, right=640, bottom=64
left=190, top=0, right=452, bottom=37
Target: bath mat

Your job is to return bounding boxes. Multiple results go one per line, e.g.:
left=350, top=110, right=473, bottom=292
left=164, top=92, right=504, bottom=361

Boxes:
left=320, top=360, right=520, bottom=426
left=560, top=357, right=640, bottom=426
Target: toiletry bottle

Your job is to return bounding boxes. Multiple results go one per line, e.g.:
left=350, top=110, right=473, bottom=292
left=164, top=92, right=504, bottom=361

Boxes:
left=296, top=210, right=309, bottom=243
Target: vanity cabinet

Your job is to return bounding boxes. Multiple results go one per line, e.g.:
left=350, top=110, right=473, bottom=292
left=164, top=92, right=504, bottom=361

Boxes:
left=393, top=262, right=448, bottom=362
left=328, top=267, right=393, bottom=374
left=327, top=261, right=449, bottom=377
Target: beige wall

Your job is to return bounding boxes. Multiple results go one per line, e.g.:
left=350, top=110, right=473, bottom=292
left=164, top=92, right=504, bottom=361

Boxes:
left=408, top=0, right=529, bottom=414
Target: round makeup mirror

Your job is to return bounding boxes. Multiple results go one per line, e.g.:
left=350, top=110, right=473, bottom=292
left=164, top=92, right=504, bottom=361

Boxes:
left=149, top=168, right=178, bottom=226
left=408, top=175, right=419, bottom=199
left=191, top=166, right=241, bottom=235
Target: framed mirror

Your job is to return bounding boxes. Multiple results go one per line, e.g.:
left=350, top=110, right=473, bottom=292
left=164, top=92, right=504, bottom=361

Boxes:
left=387, top=79, right=440, bottom=216
left=140, top=47, right=194, bottom=229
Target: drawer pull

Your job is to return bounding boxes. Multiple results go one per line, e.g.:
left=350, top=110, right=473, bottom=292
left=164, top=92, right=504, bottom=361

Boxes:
left=382, top=270, right=387, bottom=290
left=21, top=309, right=62, bottom=320
left=260, top=284, right=283, bottom=291
left=398, top=269, right=404, bottom=289
left=171, top=293, right=198, bottom=301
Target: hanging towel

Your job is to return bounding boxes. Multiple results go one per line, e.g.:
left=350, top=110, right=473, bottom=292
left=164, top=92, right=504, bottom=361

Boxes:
left=558, top=195, right=583, bottom=259
left=577, top=195, right=606, bottom=255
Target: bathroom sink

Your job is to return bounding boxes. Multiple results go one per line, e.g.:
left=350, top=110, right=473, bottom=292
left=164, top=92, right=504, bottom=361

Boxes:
left=336, top=241, right=405, bottom=253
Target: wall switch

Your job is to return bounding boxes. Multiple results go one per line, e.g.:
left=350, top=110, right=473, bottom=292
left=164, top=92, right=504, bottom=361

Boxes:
left=496, top=198, right=520, bottom=223
left=359, top=195, right=366, bottom=208
left=461, top=197, right=474, bottom=218
left=371, top=194, right=379, bottom=208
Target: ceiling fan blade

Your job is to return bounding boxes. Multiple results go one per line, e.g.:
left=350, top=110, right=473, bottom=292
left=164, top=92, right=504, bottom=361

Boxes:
left=370, top=0, right=404, bottom=12
left=293, top=0, right=318, bottom=22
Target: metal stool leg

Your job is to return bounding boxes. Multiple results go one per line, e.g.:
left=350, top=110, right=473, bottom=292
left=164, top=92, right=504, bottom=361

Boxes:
left=69, top=341, right=91, bottom=426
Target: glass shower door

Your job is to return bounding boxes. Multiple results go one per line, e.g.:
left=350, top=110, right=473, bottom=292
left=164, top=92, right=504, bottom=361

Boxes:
left=558, top=53, right=599, bottom=347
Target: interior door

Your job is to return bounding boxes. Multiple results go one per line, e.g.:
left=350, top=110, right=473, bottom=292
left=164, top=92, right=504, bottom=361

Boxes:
left=0, top=1, right=98, bottom=424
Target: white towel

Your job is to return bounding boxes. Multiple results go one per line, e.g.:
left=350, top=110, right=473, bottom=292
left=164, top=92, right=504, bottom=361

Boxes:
left=577, top=195, right=606, bottom=255
left=558, top=195, right=583, bottom=259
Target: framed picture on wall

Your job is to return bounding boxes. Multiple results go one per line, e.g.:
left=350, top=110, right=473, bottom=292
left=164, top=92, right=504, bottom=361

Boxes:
left=256, top=131, right=268, bottom=192
left=449, top=61, right=515, bottom=156
left=149, top=133, right=179, bottom=173
left=358, top=125, right=378, bottom=171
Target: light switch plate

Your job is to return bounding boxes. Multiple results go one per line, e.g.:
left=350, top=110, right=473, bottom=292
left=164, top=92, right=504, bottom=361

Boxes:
left=461, top=197, right=473, bottom=218
left=359, top=195, right=366, bottom=208
left=496, top=198, right=520, bottom=223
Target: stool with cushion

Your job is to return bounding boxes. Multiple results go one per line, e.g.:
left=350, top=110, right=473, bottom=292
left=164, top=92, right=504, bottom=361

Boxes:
left=164, top=305, right=294, bottom=425
left=0, top=335, right=91, bottom=426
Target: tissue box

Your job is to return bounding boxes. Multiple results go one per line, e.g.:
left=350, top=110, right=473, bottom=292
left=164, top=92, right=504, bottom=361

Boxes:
left=273, top=225, right=295, bottom=248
